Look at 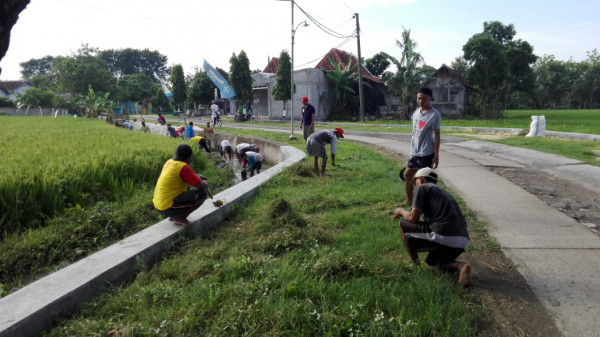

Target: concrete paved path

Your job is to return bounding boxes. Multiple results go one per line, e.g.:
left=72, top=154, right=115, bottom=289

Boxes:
left=347, top=132, right=600, bottom=337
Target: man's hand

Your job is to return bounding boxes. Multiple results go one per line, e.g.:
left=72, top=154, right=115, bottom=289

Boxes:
left=199, top=180, right=209, bottom=189
left=393, top=207, right=406, bottom=220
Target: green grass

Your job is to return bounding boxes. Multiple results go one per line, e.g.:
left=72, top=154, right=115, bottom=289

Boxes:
left=322, top=109, right=600, bottom=134
left=0, top=116, right=234, bottom=294
left=48, top=133, right=482, bottom=337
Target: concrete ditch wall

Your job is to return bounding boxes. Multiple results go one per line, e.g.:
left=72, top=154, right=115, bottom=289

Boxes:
left=0, top=136, right=306, bottom=337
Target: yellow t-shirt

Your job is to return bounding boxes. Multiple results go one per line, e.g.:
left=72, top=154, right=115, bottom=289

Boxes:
left=190, top=136, right=204, bottom=145
left=153, top=159, right=189, bottom=210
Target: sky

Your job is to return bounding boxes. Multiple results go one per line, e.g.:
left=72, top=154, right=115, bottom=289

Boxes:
left=1, top=0, right=599, bottom=81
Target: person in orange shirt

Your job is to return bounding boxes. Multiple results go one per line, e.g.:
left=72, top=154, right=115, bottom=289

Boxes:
left=153, top=144, right=209, bottom=227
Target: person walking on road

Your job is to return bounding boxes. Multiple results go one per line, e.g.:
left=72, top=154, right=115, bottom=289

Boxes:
left=152, top=144, right=209, bottom=227
left=306, top=128, right=344, bottom=177
left=299, top=96, right=315, bottom=140
left=210, top=100, right=220, bottom=126
left=393, top=167, right=472, bottom=287
left=403, top=87, right=441, bottom=204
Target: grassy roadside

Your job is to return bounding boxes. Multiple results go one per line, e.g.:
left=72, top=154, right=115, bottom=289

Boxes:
left=49, top=131, right=491, bottom=336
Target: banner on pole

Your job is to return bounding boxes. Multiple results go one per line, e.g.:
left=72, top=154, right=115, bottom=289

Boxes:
left=153, top=73, right=173, bottom=100
left=203, top=60, right=236, bottom=100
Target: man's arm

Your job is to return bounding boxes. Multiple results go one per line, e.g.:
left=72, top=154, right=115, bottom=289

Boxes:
left=433, top=128, right=440, bottom=169
left=310, top=111, right=315, bottom=129
left=393, top=206, right=422, bottom=222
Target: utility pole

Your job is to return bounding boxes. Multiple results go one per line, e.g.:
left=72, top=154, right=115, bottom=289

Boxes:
left=290, top=0, right=296, bottom=140
left=355, top=13, right=365, bottom=122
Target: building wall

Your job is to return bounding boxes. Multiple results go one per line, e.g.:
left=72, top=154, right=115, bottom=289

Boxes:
left=430, top=73, right=468, bottom=116
left=252, top=69, right=330, bottom=121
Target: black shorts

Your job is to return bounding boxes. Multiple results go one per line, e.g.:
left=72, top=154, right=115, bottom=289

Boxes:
left=158, top=189, right=206, bottom=218
left=221, top=145, right=232, bottom=155
left=400, top=219, right=465, bottom=267
left=407, top=154, right=434, bottom=169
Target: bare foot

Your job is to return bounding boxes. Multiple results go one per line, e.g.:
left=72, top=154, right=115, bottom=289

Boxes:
left=173, top=219, right=192, bottom=227
left=458, top=264, right=473, bottom=287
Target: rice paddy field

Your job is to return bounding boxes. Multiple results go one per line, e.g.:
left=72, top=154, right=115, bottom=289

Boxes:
left=0, top=116, right=234, bottom=292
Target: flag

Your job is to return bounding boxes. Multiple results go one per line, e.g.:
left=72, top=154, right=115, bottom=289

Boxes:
left=203, top=60, right=236, bottom=100
left=153, top=73, right=173, bottom=100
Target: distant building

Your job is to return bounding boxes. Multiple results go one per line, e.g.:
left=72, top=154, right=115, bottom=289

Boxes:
left=430, top=64, right=477, bottom=116
left=0, top=80, right=34, bottom=101
left=252, top=48, right=394, bottom=121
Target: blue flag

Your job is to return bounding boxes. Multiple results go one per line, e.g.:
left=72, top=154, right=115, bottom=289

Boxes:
left=203, top=60, right=236, bottom=100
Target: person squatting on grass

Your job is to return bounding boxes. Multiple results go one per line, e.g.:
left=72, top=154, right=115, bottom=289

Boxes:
left=242, top=150, right=263, bottom=178
left=305, top=128, right=344, bottom=177
left=190, top=136, right=211, bottom=153
left=220, top=139, right=234, bottom=160
left=153, top=144, right=209, bottom=227
left=403, top=87, right=441, bottom=205
left=393, top=167, right=472, bottom=287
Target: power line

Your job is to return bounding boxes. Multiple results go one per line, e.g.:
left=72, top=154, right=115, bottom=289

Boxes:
left=295, top=3, right=356, bottom=39
left=294, top=36, right=355, bottom=69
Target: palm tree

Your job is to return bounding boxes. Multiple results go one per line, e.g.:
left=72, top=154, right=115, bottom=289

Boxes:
left=325, top=56, right=358, bottom=119
left=383, top=28, right=429, bottom=119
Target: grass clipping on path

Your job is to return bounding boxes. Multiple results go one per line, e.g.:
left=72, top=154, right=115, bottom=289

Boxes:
left=49, top=140, right=478, bottom=337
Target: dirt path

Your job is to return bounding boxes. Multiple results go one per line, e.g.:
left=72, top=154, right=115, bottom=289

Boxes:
left=464, top=165, right=599, bottom=336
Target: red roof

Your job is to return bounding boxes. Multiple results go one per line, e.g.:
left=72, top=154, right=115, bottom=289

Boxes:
left=263, top=57, right=279, bottom=74
left=0, top=81, right=31, bottom=91
left=314, top=48, right=382, bottom=83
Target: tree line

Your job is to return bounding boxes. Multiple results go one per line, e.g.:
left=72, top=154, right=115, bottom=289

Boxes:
left=5, top=44, right=255, bottom=117
left=6, top=21, right=599, bottom=119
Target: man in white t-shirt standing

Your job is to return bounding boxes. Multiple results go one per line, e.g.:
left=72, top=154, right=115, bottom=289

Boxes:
left=210, top=100, right=220, bottom=125
left=403, top=87, right=441, bottom=205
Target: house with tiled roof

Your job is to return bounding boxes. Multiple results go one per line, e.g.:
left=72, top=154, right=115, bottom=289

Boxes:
left=262, top=57, right=279, bottom=74
left=430, top=64, right=477, bottom=116
left=0, top=80, right=34, bottom=101
left=252, top=48, right=395, bottom=121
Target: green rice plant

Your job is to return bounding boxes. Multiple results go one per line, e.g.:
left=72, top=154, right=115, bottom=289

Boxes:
left=0, top=116, right=229, bottom=238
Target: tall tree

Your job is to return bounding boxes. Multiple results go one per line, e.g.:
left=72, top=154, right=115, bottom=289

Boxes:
left=153, top=87, right=170, bottom=112
left=170, top=64, right=186, bottom=111
left=271, top=50, right=293, bottom=113
left=188, top=69, right=215, bottom=108
left=115, top=72, right=159, bottom=102
left=365, top=52, right=391, bottom=77
left=462, top=21, right=537, bottom=117
left=20, top=55, right=55, bottom=79
left=0, top=0, right=30, bottom=75
left=229, top=50, right=253, bottom=105
left=51, top=48, right=114, bottom=95
left=99, top=48, right=168, bottom=79
left=382, top=28, right=429, bottom=119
